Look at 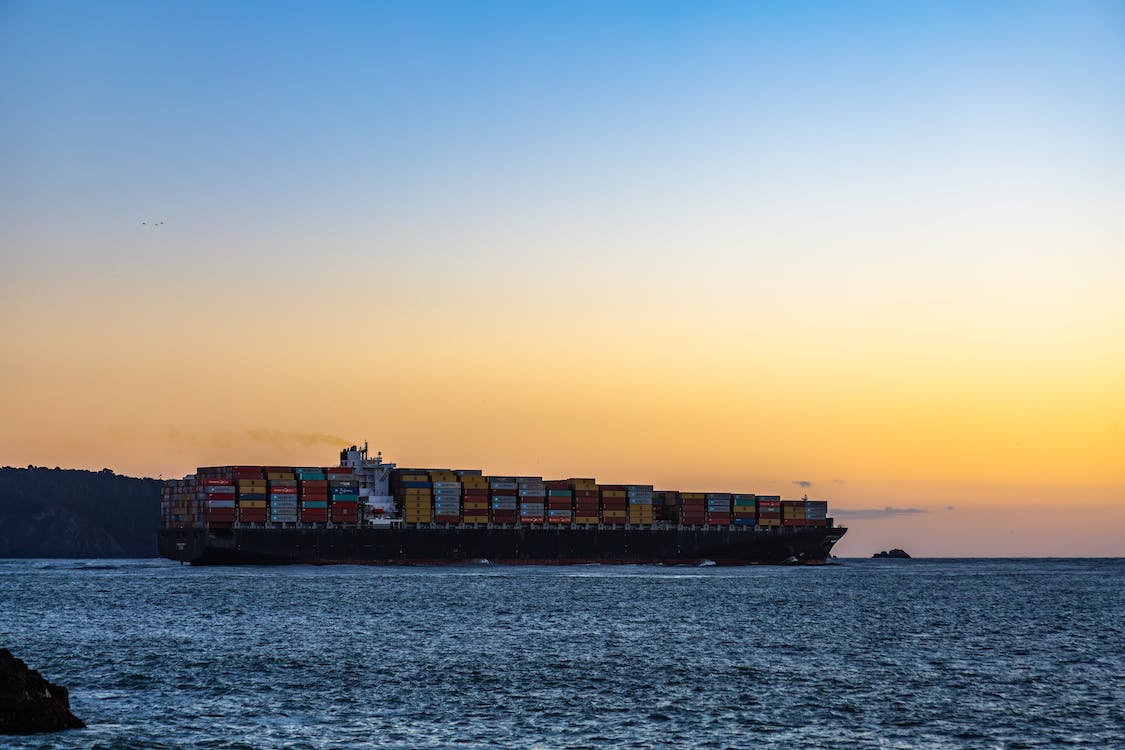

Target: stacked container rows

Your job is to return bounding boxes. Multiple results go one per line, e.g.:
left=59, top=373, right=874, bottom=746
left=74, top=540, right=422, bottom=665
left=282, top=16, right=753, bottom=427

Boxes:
left=460, top=471, right=488, bottom=523
left=388, top=469, right=832, bottom=529
left=162, top=465, right=366, bottom=528
left=159, top=478, right=200, bottom=528
left=571, top=478, right=598, bottom=525
left=161, top=464, right=833, bottom=530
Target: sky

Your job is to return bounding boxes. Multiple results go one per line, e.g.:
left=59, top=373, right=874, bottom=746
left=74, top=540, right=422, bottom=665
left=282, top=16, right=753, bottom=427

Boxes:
left=2, top=1, right=1123, bottom=556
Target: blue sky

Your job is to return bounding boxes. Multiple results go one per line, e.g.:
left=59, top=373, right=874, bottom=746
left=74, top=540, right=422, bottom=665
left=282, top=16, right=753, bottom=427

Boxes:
left=2, top=1, right=1124, bottom=554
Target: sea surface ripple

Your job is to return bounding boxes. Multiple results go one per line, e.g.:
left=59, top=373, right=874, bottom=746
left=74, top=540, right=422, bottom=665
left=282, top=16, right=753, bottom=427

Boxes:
left=1, top=558, right=1122, bottom=749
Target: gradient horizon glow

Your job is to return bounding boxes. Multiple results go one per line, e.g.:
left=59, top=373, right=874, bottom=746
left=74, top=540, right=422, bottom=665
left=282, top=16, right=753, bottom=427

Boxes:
left=2, top=1, right=1123, bottom=556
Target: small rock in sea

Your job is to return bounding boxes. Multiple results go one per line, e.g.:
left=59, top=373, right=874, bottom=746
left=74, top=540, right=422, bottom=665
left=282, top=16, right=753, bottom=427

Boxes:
left=0, top=649, right=85, bottom=734
left=872, top=548, right=912, bottom=559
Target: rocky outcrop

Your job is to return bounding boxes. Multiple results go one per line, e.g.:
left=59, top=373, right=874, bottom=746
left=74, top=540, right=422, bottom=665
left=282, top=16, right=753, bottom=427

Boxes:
left=873, top=548, right=911, bottom=559
left=0, top=649, right=85, bottom=734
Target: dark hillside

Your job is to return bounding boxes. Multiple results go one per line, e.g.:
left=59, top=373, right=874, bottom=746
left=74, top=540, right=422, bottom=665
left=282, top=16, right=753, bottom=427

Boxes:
left=0, top=467, right=161, bottom=557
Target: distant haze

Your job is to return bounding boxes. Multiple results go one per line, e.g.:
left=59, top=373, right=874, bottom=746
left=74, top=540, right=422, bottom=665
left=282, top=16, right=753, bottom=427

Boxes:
left=1, top=2, right=1122, bottom=556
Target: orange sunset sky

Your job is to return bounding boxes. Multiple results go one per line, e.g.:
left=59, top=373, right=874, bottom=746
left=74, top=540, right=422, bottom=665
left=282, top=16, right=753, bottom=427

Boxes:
left=2, top=2, right=1123, bottom=555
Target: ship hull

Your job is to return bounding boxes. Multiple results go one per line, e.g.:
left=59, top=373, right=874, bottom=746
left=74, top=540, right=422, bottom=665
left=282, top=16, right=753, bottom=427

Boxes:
left=158, top=525, right=846, bottom=566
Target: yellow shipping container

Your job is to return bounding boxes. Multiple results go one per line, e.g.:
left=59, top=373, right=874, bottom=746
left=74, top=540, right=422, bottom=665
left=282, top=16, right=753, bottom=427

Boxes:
left=239, top=500, right=268, bottom=508
left=681, top=493, right=705, bottom=500
left=575, top=516, right=599, bottom=524
left=399, top=474, right=428, bottom=482
left=463, top=501, right=488, bottom=510
left=463, top=515, right=489, bottom=523
left=266, top=473, right=295, bottom=480
left=461, top=477, right=489, bottom=489
left=401, top=488, right=432, bottom=497
left=603, top=510, right=627, bottom=519
left=601, top=490, right=626, bottom=499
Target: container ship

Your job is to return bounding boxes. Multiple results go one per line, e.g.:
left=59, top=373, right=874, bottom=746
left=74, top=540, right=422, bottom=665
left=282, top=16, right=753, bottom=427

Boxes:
left=158, top=444, right=846, bottom=565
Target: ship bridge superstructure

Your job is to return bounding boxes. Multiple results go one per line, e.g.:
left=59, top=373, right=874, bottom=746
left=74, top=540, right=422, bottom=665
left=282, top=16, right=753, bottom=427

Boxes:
left=339, top=443, right=397, bottom=524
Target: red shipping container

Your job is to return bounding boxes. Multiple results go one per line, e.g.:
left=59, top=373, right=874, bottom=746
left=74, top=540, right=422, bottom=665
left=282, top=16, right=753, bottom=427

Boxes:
left=520, top=516, right=545, bottom=524
left=463, top=488, right=488, bottom=496
left=300, top=480, right=328, bottom=488
left=547, top=499, right=572, bottom=509
left=270, top=487, right=298, bottom=494
left=783, top=519, right=807, bottom=526
left=325, top=467, right=354, bottom=474
left=573, top=490, right=598, bottom=498
left=491, top=489, right=517, bottom=496
left=807, top=519, right=828, bottom=527
left=202, top=478, right=232, bottom=486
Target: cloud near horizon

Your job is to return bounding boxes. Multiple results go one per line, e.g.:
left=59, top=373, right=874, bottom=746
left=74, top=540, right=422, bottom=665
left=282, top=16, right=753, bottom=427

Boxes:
left=792, top=480, right=813, bottom=488
left=832, top=506, right=928, bottom=519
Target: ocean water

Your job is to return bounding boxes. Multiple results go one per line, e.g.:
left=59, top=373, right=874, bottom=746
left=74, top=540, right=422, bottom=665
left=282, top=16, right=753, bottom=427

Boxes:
left=1, top=559, right=1122, bottom=749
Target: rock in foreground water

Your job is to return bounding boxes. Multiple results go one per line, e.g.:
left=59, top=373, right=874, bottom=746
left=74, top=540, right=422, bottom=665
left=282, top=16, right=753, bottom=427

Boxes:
left=0, top=649, right=85, bottom=734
